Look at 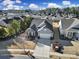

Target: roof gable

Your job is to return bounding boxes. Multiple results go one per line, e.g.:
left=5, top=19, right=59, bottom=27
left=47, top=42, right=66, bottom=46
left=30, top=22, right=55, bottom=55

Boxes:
left=30, top=19, right=44, bottom=27
left=45, top=20, right=53, bottom=31
left=30, top=19, right=53, bottom=33
left=38, top=25, right=52, bottom=33
left=30, top=24, right=37, bottom=31
left=38, top=20, right=53, bottom=32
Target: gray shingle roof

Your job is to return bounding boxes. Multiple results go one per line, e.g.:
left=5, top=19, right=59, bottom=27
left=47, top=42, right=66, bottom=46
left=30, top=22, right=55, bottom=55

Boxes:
left=68, top=28, right=79, bottom=32
left=30, top=24, right=38, bottom=36
left=30, top=18, right=53, bottom=34
left=61, top=18, right=75, bottom=30
left=73, top=24, right=79, bottom=29
left=68, top=24, right=79, bottom=32
left=26, top=28, right=35, bottom=33
left=45, top=20, right=53, bottom=31
left=38, top=27, right=53, bottom=34
left=30, top=24, right=37, bottom=31
left=30, top=18, right=44, bottom=27
left=0, top=20, right=8, bottom=27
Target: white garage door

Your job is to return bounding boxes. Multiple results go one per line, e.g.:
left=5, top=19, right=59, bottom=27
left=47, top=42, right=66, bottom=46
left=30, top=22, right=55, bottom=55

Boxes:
left=39, top=33, right=51, bottom=39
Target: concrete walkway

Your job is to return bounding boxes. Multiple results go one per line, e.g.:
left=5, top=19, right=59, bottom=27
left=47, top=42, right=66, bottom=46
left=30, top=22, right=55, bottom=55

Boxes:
left=33, top=38, right=51, bottom=59
left=53, top=27, right=60, bottom=42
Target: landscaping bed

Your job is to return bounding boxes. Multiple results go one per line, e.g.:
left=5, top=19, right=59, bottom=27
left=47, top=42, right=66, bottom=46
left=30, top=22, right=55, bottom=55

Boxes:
left=7, top=41, right=36, bottom=49
left=0, top=40, right=36, bottom=55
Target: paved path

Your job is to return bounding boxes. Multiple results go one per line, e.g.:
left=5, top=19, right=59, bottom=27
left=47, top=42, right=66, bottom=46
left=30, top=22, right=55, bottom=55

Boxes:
left=53, top=27, right=60, bottom=42
left=33, top=38, right=51, bottom=59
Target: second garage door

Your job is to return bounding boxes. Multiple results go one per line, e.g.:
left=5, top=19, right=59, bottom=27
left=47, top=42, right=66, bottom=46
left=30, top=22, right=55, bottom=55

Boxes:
left=39, top=33, right=52, bottom=39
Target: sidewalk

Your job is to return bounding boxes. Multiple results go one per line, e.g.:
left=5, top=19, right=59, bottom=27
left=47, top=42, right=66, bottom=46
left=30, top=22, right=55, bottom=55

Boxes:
left=0, top=49, right=34, bottom=55
left=50, top=52, right=79, bottom=59
left=0, top=49, right=34, bottom=52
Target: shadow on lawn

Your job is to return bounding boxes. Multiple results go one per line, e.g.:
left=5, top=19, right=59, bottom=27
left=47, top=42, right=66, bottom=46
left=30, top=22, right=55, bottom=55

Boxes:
left=0, top=38, right=14, bottom=59
left=0, top=29, right=22, bottom=58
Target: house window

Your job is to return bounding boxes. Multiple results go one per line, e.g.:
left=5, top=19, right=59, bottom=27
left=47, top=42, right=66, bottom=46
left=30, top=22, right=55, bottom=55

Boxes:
left=44, top=28, right=47, bottom=31
left=31, top=32, right=33, bottom=36
left=67, top=32, right=73, bottom=39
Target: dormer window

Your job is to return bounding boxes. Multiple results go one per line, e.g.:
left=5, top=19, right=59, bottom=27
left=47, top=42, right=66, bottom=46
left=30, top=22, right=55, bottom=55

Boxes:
left=44, top=28, right=47, bottom=31
left=67, top=32, right=73, bottom=39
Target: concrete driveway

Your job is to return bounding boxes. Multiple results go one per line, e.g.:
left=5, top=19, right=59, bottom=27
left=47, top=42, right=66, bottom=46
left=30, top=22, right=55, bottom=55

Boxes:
left=38, top=38, right=51, bottom=46
left=33, top=38, right=51, bottom=59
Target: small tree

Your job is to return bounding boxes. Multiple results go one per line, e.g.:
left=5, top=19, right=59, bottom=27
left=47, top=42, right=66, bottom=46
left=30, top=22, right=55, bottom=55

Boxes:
left=20, top=16, right=32, bottom=32
left=0, top=27, right=9, bottom=38
left=8, top=26, right=15, bottom=36
left=10, top=20, right=20, bottom=33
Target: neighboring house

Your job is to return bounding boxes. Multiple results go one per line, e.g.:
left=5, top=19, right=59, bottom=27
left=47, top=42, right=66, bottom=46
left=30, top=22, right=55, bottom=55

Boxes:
left=13, top=16, right=24, bottom=21
left=27, top=18, right=53, bottom=39
left=26, top=24, right=38, bottom=40
left=59, top=18, right=79, bottom=40
left=0, top=19, right=9, bottom=27
left=6, top=14, right=25, bottom=21
left=0, top=15, right=23, bottom=27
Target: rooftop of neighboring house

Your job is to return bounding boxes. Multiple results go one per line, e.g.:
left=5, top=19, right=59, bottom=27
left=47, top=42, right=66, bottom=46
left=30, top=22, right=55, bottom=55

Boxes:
left=0, top=20, right=8, bottom=27
left=29, top=18, right=53, bottom=33
left=61, top=18, right=75, bottom=30
left=67, top=20, right=79, bottom=32
left=0, top=16, right=23, bottom=27
left=61, top=18, right=79, bottom=32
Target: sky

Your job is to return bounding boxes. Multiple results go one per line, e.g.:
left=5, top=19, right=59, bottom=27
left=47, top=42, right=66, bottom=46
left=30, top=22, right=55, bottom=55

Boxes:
left=0, top=0, right=79, bottom=10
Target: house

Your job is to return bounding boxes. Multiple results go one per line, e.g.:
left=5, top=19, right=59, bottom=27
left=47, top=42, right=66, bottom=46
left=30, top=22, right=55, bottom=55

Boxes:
left=0, top=15, right=24, bottom=27
left=59, top=18, right=79, bottom=40
left=37, top=20, right=53, bottom=39
left=27, top=18, right=53, bottom=39
left=26, top=24, right=38, bottom=40
left=0, top=19, right=9, bottom=27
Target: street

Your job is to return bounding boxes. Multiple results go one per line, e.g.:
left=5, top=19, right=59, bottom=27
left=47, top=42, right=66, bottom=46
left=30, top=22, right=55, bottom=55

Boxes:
left=0, top=55, right=31, bottom=59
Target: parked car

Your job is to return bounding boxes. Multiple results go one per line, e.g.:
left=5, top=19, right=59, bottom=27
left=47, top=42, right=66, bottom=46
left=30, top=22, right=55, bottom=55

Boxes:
left=53, top=41, right=63, bottom=53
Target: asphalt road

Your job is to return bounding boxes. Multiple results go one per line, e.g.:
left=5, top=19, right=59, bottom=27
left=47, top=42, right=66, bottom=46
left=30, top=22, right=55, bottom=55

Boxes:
left=0, top=55, right=31, bottom=59
left=0, top=55, right=51, bottom=59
